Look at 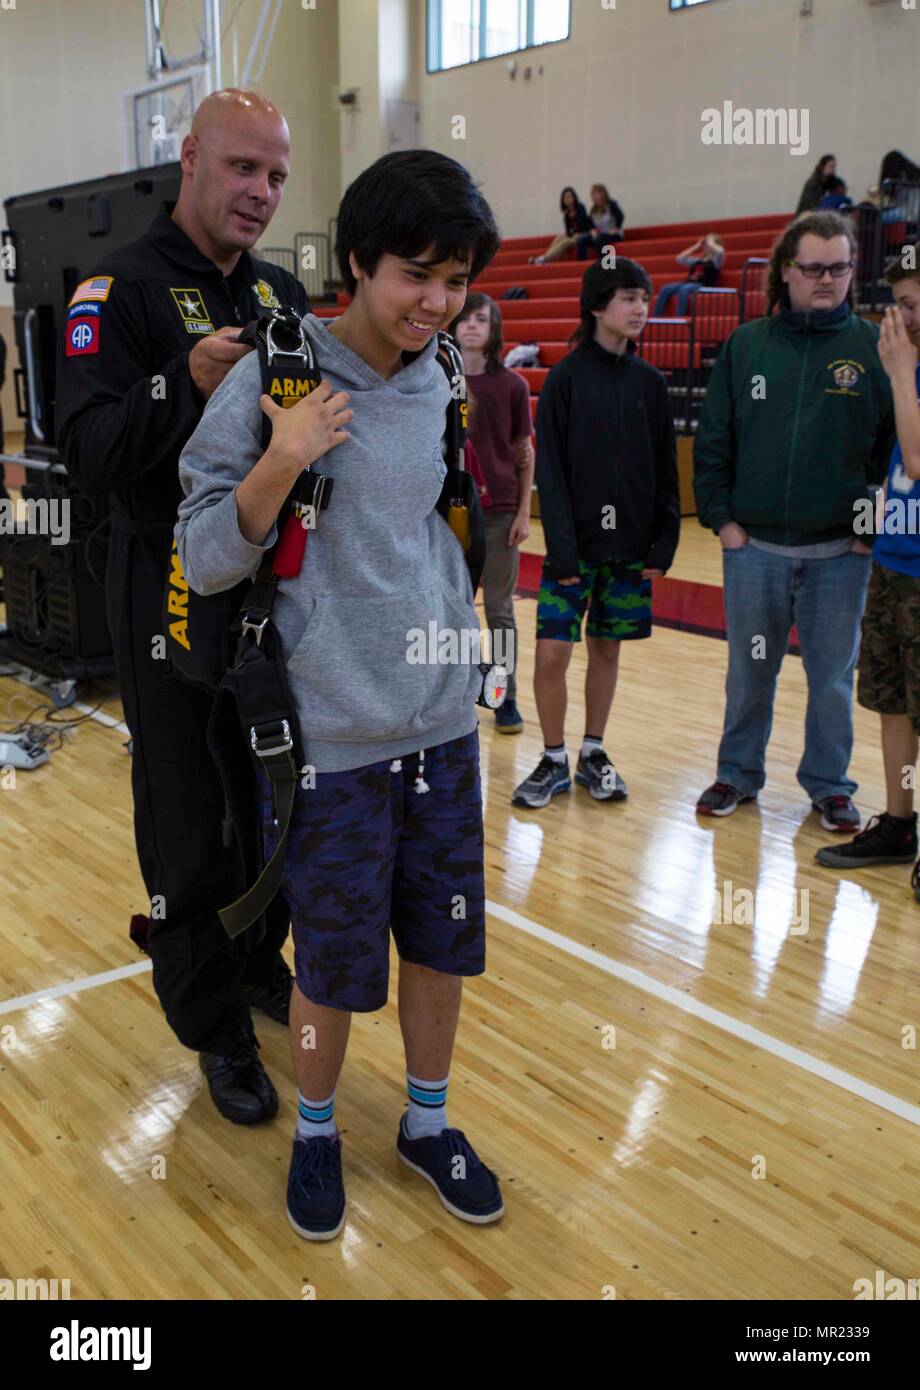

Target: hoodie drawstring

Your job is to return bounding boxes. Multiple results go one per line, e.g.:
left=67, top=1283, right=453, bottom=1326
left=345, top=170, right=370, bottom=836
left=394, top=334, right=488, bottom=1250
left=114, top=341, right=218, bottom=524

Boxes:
left=390, top=751, right=429, bottom=794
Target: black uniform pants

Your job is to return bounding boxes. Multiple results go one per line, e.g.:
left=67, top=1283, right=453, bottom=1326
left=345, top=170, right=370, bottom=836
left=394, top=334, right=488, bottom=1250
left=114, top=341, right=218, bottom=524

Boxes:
left=106, top=516, right=289, bottom=1053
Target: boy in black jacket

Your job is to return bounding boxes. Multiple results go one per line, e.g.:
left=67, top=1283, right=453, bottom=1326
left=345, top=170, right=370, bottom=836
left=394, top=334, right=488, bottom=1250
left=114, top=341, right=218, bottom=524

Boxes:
left=513, top=259, right=680, bottom=808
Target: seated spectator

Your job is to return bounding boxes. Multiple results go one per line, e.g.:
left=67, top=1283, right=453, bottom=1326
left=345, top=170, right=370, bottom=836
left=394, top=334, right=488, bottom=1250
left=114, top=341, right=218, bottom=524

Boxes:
left=818, top=177, right=853, bottom=213
left=575, top=183, right=625, bottom=261
left=653, top=233, right=725, bottom=317
left=530, top=186, right=591, bottom=265
left=796, top=154, right=837, bottom=214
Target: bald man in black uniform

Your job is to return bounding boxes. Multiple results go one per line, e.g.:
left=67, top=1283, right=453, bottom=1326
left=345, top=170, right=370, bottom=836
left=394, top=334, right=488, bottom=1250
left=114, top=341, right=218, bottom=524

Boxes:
left=56, top=90, right=309, bottom=1123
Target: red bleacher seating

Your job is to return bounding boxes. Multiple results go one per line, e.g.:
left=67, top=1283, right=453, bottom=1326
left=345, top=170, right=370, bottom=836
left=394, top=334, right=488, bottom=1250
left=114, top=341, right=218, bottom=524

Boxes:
left=313, top=213, right=788, bottom=436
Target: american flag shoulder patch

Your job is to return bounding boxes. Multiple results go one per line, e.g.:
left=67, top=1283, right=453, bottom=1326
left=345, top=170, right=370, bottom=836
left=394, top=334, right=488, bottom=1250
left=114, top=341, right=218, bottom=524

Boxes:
left=68, top=275, right=114, bottom=307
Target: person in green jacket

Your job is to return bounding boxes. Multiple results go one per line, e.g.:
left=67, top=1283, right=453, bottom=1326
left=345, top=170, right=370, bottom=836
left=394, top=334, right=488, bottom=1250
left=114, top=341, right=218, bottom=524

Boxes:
left=693, top=210, right=895, bottom=830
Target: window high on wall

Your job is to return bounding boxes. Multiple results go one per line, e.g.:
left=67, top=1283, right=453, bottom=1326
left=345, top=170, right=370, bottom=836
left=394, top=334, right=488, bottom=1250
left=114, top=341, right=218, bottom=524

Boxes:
left=427, top=0, right=571, bottom=73
left=669, top=0, right=720, bottom=9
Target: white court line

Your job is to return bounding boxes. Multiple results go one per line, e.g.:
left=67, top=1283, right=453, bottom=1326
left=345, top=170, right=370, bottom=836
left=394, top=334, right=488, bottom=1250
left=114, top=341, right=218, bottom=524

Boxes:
left=0, top=959, right=151, bottom=1016
left=485, top=900, right=920, bottom=1129
left=2, top=902, right=918, bottom=1129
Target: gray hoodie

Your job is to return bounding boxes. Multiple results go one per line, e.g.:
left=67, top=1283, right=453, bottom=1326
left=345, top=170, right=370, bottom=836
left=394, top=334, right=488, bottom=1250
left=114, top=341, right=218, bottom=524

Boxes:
left=176, top=313, right=482, bottom=773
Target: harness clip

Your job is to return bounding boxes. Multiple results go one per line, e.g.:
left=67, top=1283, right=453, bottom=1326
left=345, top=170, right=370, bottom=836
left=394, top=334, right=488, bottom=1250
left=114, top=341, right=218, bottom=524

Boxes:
left=250, top=719, right=294, bottom=759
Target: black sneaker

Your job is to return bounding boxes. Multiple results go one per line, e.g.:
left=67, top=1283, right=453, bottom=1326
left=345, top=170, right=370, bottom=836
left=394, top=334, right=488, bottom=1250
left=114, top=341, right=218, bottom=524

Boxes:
left=912, top=859, right=920, bottom=905
left=286, top=1133, right=346, bottom=1241
left=816, top=812, right=918, bottom=868
left=575, top=749, right=627, bottom=801
left=241, top=954, right=294, bottom=1025
left=696, top=781, right=756, bottom=817
left=511, top=754, right=571, bottom=808
left=199, top=1026, right=279, bottom=1125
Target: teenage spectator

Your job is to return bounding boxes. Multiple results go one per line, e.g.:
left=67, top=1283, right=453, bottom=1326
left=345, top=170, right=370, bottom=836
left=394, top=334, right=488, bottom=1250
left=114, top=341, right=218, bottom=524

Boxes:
left=693, top=211, right=895, bottom=830
left=530, top=187, right=591, bottom=265
left=653, top=233, right=725, bottom=317
left=796, top=154, right=837, bottom=214
left=451, top=292, right=534, bottom=733
left=512, top=259, right=679, bottom=809
left=575, top=183, right=625, bottom=261
left=818, top=177, right=853, bottom=213
left=815, top=249, right=920, bottom=883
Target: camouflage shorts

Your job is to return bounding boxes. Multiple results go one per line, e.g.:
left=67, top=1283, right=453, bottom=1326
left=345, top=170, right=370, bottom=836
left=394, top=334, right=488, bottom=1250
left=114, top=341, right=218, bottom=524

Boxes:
left=857, top=562, right=920, bottom=733
left=258, top=730, right=485, bottom=1012
left=536, top=559, right=652, bottom=641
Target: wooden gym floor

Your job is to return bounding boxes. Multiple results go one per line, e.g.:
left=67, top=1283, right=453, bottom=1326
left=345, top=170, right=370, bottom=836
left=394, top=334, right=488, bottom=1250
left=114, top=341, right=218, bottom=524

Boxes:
left=1, top=507, right=919, bottom=1300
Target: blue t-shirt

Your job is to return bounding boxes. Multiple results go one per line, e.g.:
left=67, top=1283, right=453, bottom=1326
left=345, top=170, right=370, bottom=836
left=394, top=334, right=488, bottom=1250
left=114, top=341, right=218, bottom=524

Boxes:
left=874, top=363, right=920, bottom=577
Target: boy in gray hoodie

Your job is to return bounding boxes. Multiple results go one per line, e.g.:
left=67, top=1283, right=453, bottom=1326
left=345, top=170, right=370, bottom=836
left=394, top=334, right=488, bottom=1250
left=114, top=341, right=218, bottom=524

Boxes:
left=176, top=150, right=503, bottom=1239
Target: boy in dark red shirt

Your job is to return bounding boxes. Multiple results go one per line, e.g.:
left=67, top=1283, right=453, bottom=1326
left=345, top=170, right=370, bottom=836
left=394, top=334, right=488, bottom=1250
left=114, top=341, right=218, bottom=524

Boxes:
left=452, top=293, right=535, bottom=732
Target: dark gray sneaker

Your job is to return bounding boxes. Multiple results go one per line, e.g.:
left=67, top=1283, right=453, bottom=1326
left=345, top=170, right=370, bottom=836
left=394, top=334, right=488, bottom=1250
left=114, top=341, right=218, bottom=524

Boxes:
left=696, top=781, right=756, bottom=817
left=575, top=749, right=627, bottom=801
left=511, top=754, right=571, bottom=808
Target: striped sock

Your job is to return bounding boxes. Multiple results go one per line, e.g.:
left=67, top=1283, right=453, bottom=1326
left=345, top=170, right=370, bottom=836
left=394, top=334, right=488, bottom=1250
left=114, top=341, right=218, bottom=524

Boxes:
left=296, top=1089, right=336, bottom=1140
left=405, top=1072, right=449, bottom=1138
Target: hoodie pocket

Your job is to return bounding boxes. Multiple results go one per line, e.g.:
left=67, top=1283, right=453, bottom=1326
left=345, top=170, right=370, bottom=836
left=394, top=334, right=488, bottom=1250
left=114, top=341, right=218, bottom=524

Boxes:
left=284, top=579, right=481, bottom=745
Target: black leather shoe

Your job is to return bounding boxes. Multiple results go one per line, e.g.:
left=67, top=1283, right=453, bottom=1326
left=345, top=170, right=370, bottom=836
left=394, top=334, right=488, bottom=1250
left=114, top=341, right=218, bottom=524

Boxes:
left=241, top=955, right=295, bottom=1025
left=199, top=1030, right=279, bottom=1125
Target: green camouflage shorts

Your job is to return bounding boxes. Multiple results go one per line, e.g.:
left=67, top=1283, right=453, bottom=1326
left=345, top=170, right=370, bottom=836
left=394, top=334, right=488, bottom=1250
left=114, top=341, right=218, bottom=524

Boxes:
left=536, top=559, right=652, bottom=641
left=857, top=562, right=920, bottom=733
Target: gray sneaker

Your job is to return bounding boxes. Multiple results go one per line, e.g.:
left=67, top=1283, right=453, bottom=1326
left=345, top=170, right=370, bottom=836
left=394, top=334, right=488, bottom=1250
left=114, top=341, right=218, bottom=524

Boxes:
left=575, top=749, right=628, bottom=801
left=511, top=754, right=571, bottom=808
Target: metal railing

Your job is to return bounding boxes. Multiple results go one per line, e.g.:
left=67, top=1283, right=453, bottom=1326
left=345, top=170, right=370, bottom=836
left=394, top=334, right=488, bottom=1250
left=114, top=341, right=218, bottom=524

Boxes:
left=293, top=230, right=332, bottom=302
left=740, top=257, right=768, bottom=323
left=639, top=287, right=740, bottom=434
left=257, top=245, right=297, bottom=278
left=855, top=178, right=920, bottom=312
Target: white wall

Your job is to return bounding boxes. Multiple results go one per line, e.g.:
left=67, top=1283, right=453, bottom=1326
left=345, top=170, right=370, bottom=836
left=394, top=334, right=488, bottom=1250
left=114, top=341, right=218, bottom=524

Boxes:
left=416, top=0, right=920, bottom=240
left=0, top=0, right=342, bottom=307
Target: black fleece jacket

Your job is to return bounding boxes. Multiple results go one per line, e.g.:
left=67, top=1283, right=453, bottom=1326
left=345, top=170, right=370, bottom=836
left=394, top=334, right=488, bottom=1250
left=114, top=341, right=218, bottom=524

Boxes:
left=534, top=337, right=680, bottom=579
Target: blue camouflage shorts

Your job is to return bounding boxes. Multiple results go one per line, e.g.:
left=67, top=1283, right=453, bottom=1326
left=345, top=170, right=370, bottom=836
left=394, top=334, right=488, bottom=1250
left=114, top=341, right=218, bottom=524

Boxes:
left=258, top=730, right=486, bottom=1012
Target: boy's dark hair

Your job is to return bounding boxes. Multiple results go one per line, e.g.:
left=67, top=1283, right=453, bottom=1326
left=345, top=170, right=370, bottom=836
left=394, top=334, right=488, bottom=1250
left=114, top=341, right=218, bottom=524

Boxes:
left=885, top=243, right=920, bottom=287
left=570, top=257, right=651, bottom=347
left=334, top=150, right=501, bottom=296
left=825, top=176, right=847, bottom=194
left=764, top=210, right=857, bottom=314
left=449, top=292, right=504, bottom=372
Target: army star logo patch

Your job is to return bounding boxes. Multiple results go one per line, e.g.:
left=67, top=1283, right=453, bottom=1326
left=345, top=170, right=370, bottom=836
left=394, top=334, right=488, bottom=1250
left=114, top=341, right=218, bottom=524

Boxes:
left=169, top=288, right=214, bottom=335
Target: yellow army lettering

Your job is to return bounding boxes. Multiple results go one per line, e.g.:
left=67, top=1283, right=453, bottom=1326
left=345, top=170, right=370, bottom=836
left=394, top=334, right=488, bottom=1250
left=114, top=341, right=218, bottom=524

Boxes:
left=269, top=377, right=316, bottom=409
left=167, top=541, right=190, bottom=651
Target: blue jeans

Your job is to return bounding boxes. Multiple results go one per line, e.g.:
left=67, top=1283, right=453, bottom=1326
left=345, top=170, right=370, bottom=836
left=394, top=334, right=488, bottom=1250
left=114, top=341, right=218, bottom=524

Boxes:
left=654, top=282, right=697, bottom=316
left=717, top=543, right=872, bottom=800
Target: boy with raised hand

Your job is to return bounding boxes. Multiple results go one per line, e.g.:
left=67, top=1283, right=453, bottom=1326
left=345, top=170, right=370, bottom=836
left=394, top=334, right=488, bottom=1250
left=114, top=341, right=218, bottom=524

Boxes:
left=176, top=150, right=505, bottom=1239
left=816, top=248, right=920, bottom=882
left=512, top=259, right=680, bottom=809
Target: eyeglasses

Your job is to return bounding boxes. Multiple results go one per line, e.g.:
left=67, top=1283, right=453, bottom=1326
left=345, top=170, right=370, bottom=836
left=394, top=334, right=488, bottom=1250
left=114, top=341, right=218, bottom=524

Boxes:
left=787, top=260, right=854, bottom=280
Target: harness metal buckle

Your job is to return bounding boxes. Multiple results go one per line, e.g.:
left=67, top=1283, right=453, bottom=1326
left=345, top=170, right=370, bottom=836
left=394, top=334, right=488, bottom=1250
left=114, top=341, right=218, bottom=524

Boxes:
left=250, top=719, right=293, bottom=759
left=240, top=613, right=269, bottom=646
left=265, top=312, right=312, bottom=369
